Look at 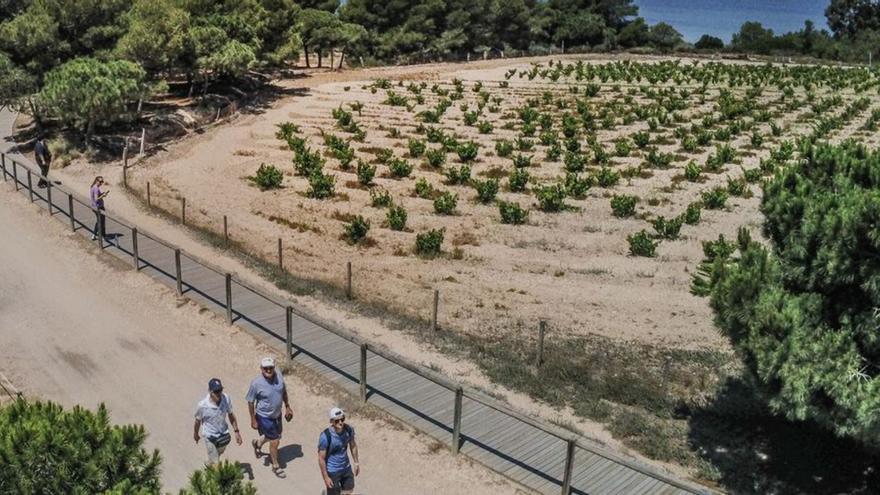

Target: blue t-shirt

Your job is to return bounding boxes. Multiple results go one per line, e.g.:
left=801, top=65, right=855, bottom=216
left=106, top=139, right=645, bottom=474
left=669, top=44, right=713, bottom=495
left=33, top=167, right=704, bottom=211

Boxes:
left=318, top=425, right=355, bottom=473
left=245, top=371, right=285, bottom=419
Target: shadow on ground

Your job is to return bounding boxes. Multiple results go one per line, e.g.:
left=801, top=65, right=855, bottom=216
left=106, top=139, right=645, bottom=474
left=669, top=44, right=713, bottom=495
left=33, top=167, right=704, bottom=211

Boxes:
left=688, top=378, right=879, bottom=495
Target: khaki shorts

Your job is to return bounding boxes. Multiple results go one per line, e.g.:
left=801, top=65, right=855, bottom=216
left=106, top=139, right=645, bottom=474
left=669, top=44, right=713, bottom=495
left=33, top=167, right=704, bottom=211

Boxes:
left=205, top=439, right=228, bottom=464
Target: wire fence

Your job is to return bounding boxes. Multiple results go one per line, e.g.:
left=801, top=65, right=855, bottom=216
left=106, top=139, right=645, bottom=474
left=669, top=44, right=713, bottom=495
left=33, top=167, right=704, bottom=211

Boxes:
left=1, top=154, right=709, bottom=495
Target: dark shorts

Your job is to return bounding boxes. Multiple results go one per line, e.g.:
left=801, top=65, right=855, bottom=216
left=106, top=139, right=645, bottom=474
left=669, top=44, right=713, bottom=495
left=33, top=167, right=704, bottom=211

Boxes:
left=256, top=414, right=282, bottom=440
left=327, top=468, right=355, bottom=495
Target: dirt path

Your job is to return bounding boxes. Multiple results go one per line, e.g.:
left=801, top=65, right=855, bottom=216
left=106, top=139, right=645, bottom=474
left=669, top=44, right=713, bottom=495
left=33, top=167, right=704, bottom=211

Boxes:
left=0, top=184, right=527, bottom=494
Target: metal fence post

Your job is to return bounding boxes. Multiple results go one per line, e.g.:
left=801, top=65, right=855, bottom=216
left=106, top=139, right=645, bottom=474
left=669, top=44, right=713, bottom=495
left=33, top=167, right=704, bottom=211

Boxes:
left=432, top=289, right=439, bottom=331
left=68, top=194, right=75, bottom=231
left=359, top=344, right=368, bottom=402
left=146, top=181, right=151, bottom=207
left=131, top=228, right=139, bottom=270
left=12, top=161, right=18, bottom=190
left=1, top=153, right=6, bottom=181
left=181, top=197, right=186, bottom=225
left=95, top=208, right=103, bottom=250
left=174, top=249, right=183, bottom=296
left=225, top=274, right=233, bottom=324
left=560, top=438, right=576, bottom=495
left=452, top=387, right=463, bottom=454
left=286, top=306, right=293, bottom=359
left=277, top=237, right=283, bottom=269
left=346, top=261, right=352, bottom=299
left=46, top=183, right=53, bottom=214
left=536, top=320, right=546, bottom=367
left=26, top=169, right=33, bottom=201
left=223, top=215, right=229, bottom=247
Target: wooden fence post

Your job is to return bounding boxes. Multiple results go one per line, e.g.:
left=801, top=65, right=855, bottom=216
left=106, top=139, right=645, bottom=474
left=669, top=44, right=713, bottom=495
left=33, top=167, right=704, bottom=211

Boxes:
left=1, top=153, right=6, bottom=182
left=68, top=194, right=75, bottom=231
left=346, top=262, right=352, bottom=299
left=140, top=128, right=146, bottom=154
left=131, top=228, right=139, bottom=270
left=225, top=273, right=233, bottom=324
left=12, top=161, right=18, bottom=190
left=174, top=249, right=183, bottom=296
left=181, top=198, right=186, bottom=225
left=431, top=289, right=440, bottom=331
left=277, top=238, right=283, bottom=269
left=285, top=306, right=293, bottom=359
left=46, top=183, right=53, bottom=214
left=26, top=169, right=33, bottom=202
left=536, top=320, right=547, bottom=367
left=452, top=387, right=463, bottom=454
left=146, top=181, right=151, bottom=207
left=560, top=438, right=576, bottom=495
left=223, top=215, right=229, bottom=247
left=359, top=344, right=368, bottom=402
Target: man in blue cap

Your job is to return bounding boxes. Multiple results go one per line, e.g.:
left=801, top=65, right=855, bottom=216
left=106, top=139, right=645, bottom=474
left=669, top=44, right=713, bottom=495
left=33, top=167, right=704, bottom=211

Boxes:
left=193, top=378, right=242, bottom=465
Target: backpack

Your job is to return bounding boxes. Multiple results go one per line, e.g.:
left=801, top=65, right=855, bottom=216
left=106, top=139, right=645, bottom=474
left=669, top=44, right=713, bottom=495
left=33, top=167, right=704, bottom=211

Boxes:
left=322, top=424, right=352, bottom=456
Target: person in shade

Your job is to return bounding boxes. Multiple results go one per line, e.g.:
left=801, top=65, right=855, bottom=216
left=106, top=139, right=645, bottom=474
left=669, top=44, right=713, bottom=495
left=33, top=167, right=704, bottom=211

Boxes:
left=318, top=407, right=360, bottom=495
left=193, top=378, right=242, bottom=465
left=246, top=357, right=293, bottom=477
left=89, top=176, right=109, bottom=241
left=34, top=136, right=51, bottom=188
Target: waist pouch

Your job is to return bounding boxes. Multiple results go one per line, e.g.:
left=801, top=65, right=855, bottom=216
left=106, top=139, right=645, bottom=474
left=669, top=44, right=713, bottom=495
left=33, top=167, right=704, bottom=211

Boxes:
left=208, top=432, right=231, bottom=448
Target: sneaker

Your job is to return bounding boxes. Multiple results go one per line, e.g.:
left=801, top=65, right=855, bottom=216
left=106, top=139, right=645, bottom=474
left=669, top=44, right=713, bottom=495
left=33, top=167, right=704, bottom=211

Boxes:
left=91, top=235, right=97, bottom=241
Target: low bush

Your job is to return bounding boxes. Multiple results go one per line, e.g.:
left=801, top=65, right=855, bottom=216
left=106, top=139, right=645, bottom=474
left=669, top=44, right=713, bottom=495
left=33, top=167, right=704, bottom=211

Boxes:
left=433, top=191, right=458, bottom=215
left=369, top=188, right=393, bottom=207
left=535, top=183, right=567, bottom=212
left=389, top=158, right=413, bottom=178
left=307, top=170, right=335, bottom=199
left=415, top=228, right=444, bottom=256
left=344, top=215, right=370, bottom=244
left=701, top=186, right=728, bottom=209
left=632, top=131, right=650, bottom=148
left=250, top=163, right=283, bottom=190
left=356, top=160, right=376, bottom=186
left=444, top=164, right=471, bottom=185
left=595, top=167, right=620, bottom=188
left=495, top=139, right=514, bottom=157
left=414, top=177, right=434, bottom=199
left=682, top=202, right=702, bottom=225
left=408, top=138, right=426, bottom=157
left=386, top=205, right=407, bottom=231
left=628, top=230, right=658, bottom=257
left=508, top=168, right=529, bottom=192
left=473, top=178, right=499, bottom=203
left=652, top=215, right=683, bottom=240
left=293, top=148, right=325, bottom=176
left=726, top=176, right=748, bottom=197
left=425, top=148, right=446, bottom=168
left=477, top=121, right=494, bottom=134
left=614, top=138, right=632, bottom=157
left=684, top=161, right=702, bottom=182
left=512, top=153, right=532, bottom=168
left=456, top=141, right=479, bottom=162
left=610, top=194, right=638, bottom=217
left=564, top=173, right=592, bottom=199
left=275, top=121, right=300, bottom=141
left=498, top=201, right=528, bottom=225
left=564, top=151, right=586, bottom=173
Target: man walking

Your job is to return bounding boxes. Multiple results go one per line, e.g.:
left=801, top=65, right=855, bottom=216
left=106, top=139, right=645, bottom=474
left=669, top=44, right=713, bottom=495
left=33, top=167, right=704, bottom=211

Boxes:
left=34, top=137, right=51, bottom=188
left=193, top=378, right=242, bottom=465
left=318, top=407, right=360, bottom=495
left=246, top=357, right=293, bottom=477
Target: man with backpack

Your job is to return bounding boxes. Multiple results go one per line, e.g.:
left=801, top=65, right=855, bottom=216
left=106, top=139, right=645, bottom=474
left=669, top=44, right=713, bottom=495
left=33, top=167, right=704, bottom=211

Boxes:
left=34, top=136, right=51, bottom=188
left=318, top=407, right=360, bottom=495
left=193, top=378, right=242, bottom=465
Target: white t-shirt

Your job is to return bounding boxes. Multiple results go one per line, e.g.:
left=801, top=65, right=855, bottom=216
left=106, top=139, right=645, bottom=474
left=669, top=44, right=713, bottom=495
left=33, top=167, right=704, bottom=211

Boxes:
left=195, top=393, right=232, bottom=438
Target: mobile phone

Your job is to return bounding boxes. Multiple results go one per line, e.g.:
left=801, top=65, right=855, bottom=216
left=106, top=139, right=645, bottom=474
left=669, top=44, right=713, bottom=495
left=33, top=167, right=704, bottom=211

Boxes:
left=284, top=411, right=293, bottom=422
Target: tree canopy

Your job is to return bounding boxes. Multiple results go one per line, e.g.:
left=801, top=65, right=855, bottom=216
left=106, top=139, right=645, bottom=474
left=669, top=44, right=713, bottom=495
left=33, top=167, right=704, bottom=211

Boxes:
left=694, top=141, right=880, bottom=447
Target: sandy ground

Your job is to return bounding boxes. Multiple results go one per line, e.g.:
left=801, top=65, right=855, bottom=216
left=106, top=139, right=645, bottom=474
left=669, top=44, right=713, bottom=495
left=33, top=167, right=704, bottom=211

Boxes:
left=120, top=54, right=880, bottom=352
left=0, top=184, right=529, bottom=494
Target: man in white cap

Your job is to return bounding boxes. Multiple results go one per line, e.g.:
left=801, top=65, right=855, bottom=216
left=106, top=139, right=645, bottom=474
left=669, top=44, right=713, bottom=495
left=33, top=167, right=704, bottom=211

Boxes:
left=318, top=406, right=360, bottom=495
left=193, top=378, right=242, bottom=465
left=246, top=357, right=293, bottom=477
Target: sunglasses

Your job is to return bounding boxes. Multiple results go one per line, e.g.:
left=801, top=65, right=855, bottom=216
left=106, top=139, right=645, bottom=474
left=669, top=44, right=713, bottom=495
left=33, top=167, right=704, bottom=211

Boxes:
left=332, top=417, right=346, bottom=424
left=262, top=366, right=275, bottom=372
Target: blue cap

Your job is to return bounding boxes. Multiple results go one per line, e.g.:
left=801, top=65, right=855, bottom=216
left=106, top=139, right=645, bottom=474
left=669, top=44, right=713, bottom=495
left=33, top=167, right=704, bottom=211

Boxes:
left=208, top=378, right=223, bottom=392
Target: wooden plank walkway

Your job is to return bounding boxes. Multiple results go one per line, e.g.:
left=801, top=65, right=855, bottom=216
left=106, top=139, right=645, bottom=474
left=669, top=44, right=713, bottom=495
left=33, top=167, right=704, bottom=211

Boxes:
left=0, top=156, right=710, bottom=495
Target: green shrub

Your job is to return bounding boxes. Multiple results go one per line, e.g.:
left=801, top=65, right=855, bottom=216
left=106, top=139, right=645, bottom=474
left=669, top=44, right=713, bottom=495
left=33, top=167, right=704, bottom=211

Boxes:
left=415, top=228, right=444, bottom=256
left=369, top=188, right=393, bottom=207
left=456, top=141, right=479, bottom=162
left=684, top=160, right=702, bottom=182
left=742, top=167, right=762, bottom=183
left=498, top=201, right=528, bottom=224
left=433, top=191, right=458, bottom=215
left=727, top=176, right=748, bottom=197
left=388, top=158, right=413, bottom=178
left=444, top=165, right=471, bottom=185
left=181, top=462, right=257, bottom=494
left=682, top=202, right=701, bottom=225
left=681, top=135, right=698, bottom=153
left=344, top=215, right=370, bottom=244
left=384, top=90, right=408, bottom=106
left=356, top=159, right=376, bottom=186
left=701, top=186, right=728, bottom=209
left=307, top=170, right=335, bottom=199
left=645, top=148, right=673, bottom=169
left=477, top=121, right=494, bottom=134
left=628, top=230, right=658, bottom=257
left=595, top=166, right=620, bottom=187
left=515, top=137, right=534, bottom=151
left=614, top=138, right=632, bottom=157
left=386, top=205, right=407, bottom=231
left=592, top=144, right=609, bottom=165
left=512, top=153, right=532, bottom=168
left=425, top=148, right=446, bottom=168
left=750, top=131, right=764, bottom=148
left=545, top=143, right=562, bottom=162
left=652, top=215, right=683, bottom=240
left=414, top=177, right=434, bottom=198
left=632, top=131, right=650, bottom=148
left=332, top=106, right=353, bottom=129
left=564, top=173, right=592, bottom=199
left=535, top=183, right=567, bottom=212
left=473, top=178, right=499, bottom=203
left=425, top=127, right=445, bottom=143
left=495, top=139, right=514, bottom=157
left=508, top=168, right=529, bottom=192
left=250, top=163, right=283, bottom=190
left=463, top=110, right=479, bottom=126
left=563, top=151, right=586, bottom=172
left=610, top=194, right=638, bottom=217
left=275, top=122, right=300, bottom=141
left=539, top=131, right=558, bottom=146
left=408, top=138, right=426, bottom=157
left=293, top=148, right=325, bottom=176
left=375, top=148, right=393, bottom=164
left=716, top=143, right=736, bottom=163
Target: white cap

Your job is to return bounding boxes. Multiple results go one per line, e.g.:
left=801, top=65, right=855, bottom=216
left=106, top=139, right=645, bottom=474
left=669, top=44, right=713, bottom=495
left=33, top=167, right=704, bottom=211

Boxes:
left=329, top=407, right=345, bottom=420
left=261, top=357, right=275, bottom=368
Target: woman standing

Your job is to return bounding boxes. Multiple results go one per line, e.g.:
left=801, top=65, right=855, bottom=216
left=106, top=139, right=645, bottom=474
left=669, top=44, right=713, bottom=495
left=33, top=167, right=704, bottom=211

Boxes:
left=90, top=176, right=109, bottom=241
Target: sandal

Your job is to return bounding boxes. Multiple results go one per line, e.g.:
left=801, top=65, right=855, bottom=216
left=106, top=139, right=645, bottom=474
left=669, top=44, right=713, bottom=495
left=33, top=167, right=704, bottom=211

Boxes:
left=272, top=466, right=286, bottom=478
left=251, top=439, right=264, bottom=459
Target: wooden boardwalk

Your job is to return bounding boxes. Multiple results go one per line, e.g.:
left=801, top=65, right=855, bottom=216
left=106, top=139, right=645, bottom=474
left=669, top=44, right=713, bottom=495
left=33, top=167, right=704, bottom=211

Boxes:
left=0, top=156, right=710, bottom=495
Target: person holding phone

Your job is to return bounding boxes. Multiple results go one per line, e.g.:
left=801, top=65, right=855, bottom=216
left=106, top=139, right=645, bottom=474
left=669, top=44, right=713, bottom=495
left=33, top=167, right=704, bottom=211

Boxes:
left=193, top=378, right=242, bottom=465
left=246, top=357, right=293, bottom=477
left=89, top=176, right=109, bottom=241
